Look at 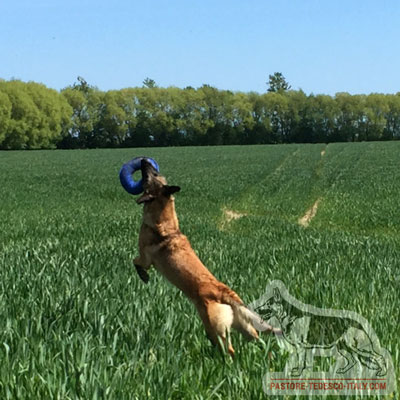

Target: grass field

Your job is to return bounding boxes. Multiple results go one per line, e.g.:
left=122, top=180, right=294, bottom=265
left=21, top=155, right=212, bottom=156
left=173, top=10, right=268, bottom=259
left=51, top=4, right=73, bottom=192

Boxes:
left=0, top=142, right=399, bottom=399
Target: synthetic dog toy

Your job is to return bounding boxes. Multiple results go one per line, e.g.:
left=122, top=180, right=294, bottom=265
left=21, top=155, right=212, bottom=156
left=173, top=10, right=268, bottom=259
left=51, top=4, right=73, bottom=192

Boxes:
left=119, top=157, right=160, bottom=195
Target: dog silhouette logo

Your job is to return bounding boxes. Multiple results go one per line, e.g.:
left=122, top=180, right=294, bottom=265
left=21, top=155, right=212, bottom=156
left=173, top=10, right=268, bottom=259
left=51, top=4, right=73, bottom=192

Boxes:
left=249, top=280, right=396, bottom=396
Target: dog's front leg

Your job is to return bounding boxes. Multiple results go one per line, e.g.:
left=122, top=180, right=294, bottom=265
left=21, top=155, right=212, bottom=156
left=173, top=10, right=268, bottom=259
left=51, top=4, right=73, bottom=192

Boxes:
left=291, top=345, right=307, bottom=376
left=133, top=251, right=152, bottom=284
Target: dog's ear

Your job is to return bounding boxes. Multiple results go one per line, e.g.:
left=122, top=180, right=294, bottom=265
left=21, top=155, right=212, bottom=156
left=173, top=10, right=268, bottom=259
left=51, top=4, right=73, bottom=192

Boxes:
left=136, top=193, right=155, bottom=204
left=163, top=185, right=181, bottom=196
left=273, top=288, right=281, bottom=301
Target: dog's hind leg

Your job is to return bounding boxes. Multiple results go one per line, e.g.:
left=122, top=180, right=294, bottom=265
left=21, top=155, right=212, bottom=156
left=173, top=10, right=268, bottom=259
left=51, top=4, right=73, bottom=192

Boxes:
left=336, top=342, right=357, bottom=374
left=231, top=305, right=259, bottom=341
left=344, top=343, right=387, bottom=376
left=196, top=305, right=218, bottom=344
left=198, top=301, right=235, bottom=357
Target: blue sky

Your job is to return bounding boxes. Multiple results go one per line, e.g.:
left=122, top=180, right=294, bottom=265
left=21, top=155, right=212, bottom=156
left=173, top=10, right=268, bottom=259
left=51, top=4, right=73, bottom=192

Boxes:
left=1, top=0, right=399, bottom=95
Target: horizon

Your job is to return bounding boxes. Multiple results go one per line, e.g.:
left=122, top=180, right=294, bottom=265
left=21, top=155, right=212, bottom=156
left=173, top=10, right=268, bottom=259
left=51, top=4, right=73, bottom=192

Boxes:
left=2, top=77, right=400, bottom=97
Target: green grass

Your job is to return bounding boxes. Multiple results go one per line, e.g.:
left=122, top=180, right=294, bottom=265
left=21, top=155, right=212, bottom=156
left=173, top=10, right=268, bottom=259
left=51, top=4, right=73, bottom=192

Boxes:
left=0, top=143, right=399, bottom=399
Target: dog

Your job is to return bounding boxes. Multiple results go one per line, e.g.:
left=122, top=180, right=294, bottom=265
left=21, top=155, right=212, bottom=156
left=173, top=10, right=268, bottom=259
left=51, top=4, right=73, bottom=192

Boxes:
left=255, top=287, right=387, bottom=376
left=133, top=159, right=277, bottom=356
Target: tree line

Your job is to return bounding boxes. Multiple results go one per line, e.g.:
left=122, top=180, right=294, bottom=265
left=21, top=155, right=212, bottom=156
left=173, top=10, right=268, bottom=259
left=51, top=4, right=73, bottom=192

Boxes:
left=1, top=76, right=400, bottom=149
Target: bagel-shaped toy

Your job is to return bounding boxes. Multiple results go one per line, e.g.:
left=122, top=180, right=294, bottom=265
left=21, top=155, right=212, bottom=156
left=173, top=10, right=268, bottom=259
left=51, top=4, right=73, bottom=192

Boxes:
left=119, top=157, right=160, bottom=195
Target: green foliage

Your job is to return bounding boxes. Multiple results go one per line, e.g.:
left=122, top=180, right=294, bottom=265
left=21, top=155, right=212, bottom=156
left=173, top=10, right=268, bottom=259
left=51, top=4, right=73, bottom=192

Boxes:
left=0, top=143, right=399, bottom=398
left=0, top=91, right=12, bottom=146
left=267, top=72, right=291, bottom=93
left=101, top=90, right=137, bottom=146
left=142, top=77, right=157, bottom=88
left=1, top=78, right=400, bottom=149
left=60, top=84, right=105, bottom=148
left=384, top=94, right=400, bottom=139
left=0, top=80, right=72, bottom=149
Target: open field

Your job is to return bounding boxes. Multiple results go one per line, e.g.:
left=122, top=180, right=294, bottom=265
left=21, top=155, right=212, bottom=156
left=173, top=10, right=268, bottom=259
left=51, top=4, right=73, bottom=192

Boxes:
left=0, top=142, right=399, bottom=399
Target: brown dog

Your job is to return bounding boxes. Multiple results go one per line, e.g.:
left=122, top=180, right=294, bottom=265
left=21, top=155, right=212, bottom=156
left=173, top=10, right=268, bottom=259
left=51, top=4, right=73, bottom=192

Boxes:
left=133, top=159, right=275, bottom=356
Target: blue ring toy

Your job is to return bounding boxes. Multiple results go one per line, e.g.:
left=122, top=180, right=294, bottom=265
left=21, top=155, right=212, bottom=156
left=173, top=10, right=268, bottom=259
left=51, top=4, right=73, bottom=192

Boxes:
left=119, top=157, right=160, bottom=195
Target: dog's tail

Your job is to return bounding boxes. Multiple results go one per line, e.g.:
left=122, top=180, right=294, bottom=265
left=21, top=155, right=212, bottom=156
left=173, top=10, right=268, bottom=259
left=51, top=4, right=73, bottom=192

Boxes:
left=220, top=289, right=281, bottom=340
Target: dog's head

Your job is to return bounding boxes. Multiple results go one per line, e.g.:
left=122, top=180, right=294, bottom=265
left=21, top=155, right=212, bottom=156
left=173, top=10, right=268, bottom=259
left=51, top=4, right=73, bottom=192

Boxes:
left=136, top=158, right=180, bottom=208
left=255, top=288, right=284, bottom=321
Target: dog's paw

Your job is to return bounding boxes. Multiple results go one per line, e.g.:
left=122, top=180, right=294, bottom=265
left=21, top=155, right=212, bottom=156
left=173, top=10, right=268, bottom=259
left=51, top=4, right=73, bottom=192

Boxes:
left=290, top=367, right=303, bottom=377
left=376, top=368, right=387, bottom=377
left=134, top=264, right=150, bottom=284
left=336, top=366, right=352, bottom=375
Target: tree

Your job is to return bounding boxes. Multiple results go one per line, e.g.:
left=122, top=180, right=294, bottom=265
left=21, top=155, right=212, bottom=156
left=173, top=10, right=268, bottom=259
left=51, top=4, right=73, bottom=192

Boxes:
left=61, top=84, right=104, bottom=148
left=0, top=91, right=12, bottom=146
left=0, top=80, right=72, bottom=149
left=176, top=86, right=214, bottom=145
left=246, top=92, right=273, bottom=144
left=142, top=78, right=157, bottom=88
left=263, top=92, right=290, bottom=142
left=2, top=77, right=400, bottom=149
left=363, top=94, right=388, bottom=141
left=267, top=72, right=291, bottom=93
left=197, top=85, right=236, bottom=145
left=100, top=90, right=133, bottom=147
left=310, top=94, right=338, bottom=142
left=73, top=76, right=91, bottom=93
left=383, top=94, right=400, bottom=139
left=334, top=93, right=364, bottom=142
